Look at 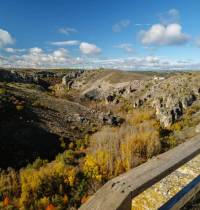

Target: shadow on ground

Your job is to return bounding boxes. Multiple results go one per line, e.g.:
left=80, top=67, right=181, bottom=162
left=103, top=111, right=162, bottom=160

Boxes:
left=0, top=104, right=62, bottom=169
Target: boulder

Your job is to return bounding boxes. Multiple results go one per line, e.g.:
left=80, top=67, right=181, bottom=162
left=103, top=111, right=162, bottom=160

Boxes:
left=105, top=94, right=116, bottom=103
left=99, top=111, right=123, bottom=126
left=84, top=89, right=101, bottom=101
left=133, top=99, right=143, bottom=108
left=195, top=123, right=200, bottom=133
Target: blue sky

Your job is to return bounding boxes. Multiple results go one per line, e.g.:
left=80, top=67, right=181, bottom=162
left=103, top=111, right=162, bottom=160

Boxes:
left=0, top=0, right=200, bottom=70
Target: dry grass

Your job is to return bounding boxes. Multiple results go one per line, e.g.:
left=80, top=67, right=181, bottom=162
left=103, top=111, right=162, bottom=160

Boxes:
left=84, top=109, right=161, bottom=181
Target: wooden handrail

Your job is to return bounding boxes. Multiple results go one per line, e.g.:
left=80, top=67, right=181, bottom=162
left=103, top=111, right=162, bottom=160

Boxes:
left=79, top=134, right=200, bottom=210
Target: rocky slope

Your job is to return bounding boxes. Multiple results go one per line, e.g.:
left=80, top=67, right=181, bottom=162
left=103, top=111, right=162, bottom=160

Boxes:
left=2, top=68, right=200, bottom=130
left=61, top=70, right=200, bottom=128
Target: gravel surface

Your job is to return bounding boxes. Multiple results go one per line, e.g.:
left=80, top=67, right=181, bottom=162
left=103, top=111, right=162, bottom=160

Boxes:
left=132, top=154, right=200, bottom=210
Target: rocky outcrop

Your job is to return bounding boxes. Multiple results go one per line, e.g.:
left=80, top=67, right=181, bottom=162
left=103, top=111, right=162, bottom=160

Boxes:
left=0, top=69, right=62, bottom=88
left=83, top=89, right=101, bottom=101
left=153, top=93, right=197, bottom=128
left=99, top=111, right=124, bottom=126
left=65, top=113, right=89, bottom=124
left=62, top=70, right=84, bottom=89
left=105, top=93, right=119, bottom=104
left=195, top=123, right=200, bottom=133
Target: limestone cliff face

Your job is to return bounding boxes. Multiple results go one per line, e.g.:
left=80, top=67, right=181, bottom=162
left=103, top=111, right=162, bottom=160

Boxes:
left=10, top=69, right=200, bottom=129
left=62, top=70, right=84, bottom=89
left=72, top=72, right=200, bottom=128
left=150, top=74, right=200, bottom=127
left=0, top=69, right=63, bottom=88
left=152, top=93, right=197, bottom=128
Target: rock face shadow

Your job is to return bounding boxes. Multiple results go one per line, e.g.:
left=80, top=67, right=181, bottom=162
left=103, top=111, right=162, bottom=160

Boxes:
left=0, top=107, right=62, bottom=169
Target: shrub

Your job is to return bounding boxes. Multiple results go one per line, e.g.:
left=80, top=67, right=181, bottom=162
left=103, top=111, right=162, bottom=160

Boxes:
left=27, top=157, right=48, bottom=169
left=19, top=160, right=77, bottom=209
left=170, top=122, right=182, bottom=131
left=165, top=135, right=177, bottom=148
left=84, top=117, right=161, bottom=181
left=0, top=169, right=20, bottom=198
left=0, top=88, right=6, bottom=95
left=127, top=109, right=155, bottom=125
left=56, top=150, right=75, bottom=165
left=15, top=105, right=24, bottom=111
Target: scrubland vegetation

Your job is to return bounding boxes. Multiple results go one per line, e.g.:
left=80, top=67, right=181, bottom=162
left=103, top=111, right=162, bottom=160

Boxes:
left=1, top=70, right=200, bottom=209
left=84, top=109, right=161, bottom=181
left=0, top=95, right=185, bottom=209
left=0, top=98, right=171, bottom=209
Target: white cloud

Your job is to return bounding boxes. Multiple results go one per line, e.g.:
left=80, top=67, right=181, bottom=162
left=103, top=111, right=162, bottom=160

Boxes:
left=112, top=19, right=130, bottom=32
left=82, top=56, right=199, bottom=71
left=29, top=47, right=43, bottom=54
left=58, top=27, right=78, bottom=35
left=140, top=23, right=189, bottom=46
left=114, top=43, right=134, bottom=53
left=4, top=47, right=26, bottom=53
left=80, top=42, right=101, bottom=55
left=145, top=56, right=160, bottom=63
left=0, top=29, right=14, bottom=47
left=1, top=50, right=200, bottom=71
left=50, top=40, right=80, bottom=46
left=8, top=47, right=71, bottom=67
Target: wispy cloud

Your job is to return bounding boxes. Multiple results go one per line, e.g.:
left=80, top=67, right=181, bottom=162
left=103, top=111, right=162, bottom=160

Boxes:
left=58, top=27, right=78, bottom=35
left=158, top=8, right=180, bottom=25
left=114, top=43, right=134, bottom=53
left=135, top=23, right=151, bottom=27
left=195, top=37, right=200, bottom=48
left=49, top=40, right=80, bottom=46
left=4, top=47, right=26, bottom=53
left=112, top=19, right=130, bottom=32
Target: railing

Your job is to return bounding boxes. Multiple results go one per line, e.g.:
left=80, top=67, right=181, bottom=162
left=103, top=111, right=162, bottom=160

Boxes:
left=79, top=134, right=200, bottom=210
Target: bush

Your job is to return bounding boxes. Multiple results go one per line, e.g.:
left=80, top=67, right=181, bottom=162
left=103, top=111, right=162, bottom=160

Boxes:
left=165, top=135, right=177, bottom=148
left=84, top=117, right=161, bottom=181
left=170, top=122, right=182, bottom=131
left=19, top=160, right=77, bottom=209
left=127, top=109, right=155, bottom=125
left=15, top=105, right=24, bottom=111
left=0, top=88, right=6, bottom=95
left=27, top=157, right=48, bottom=169
left=0, top=169, right=20, bottom=198
left=56, top=150, right=75, bottom=165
